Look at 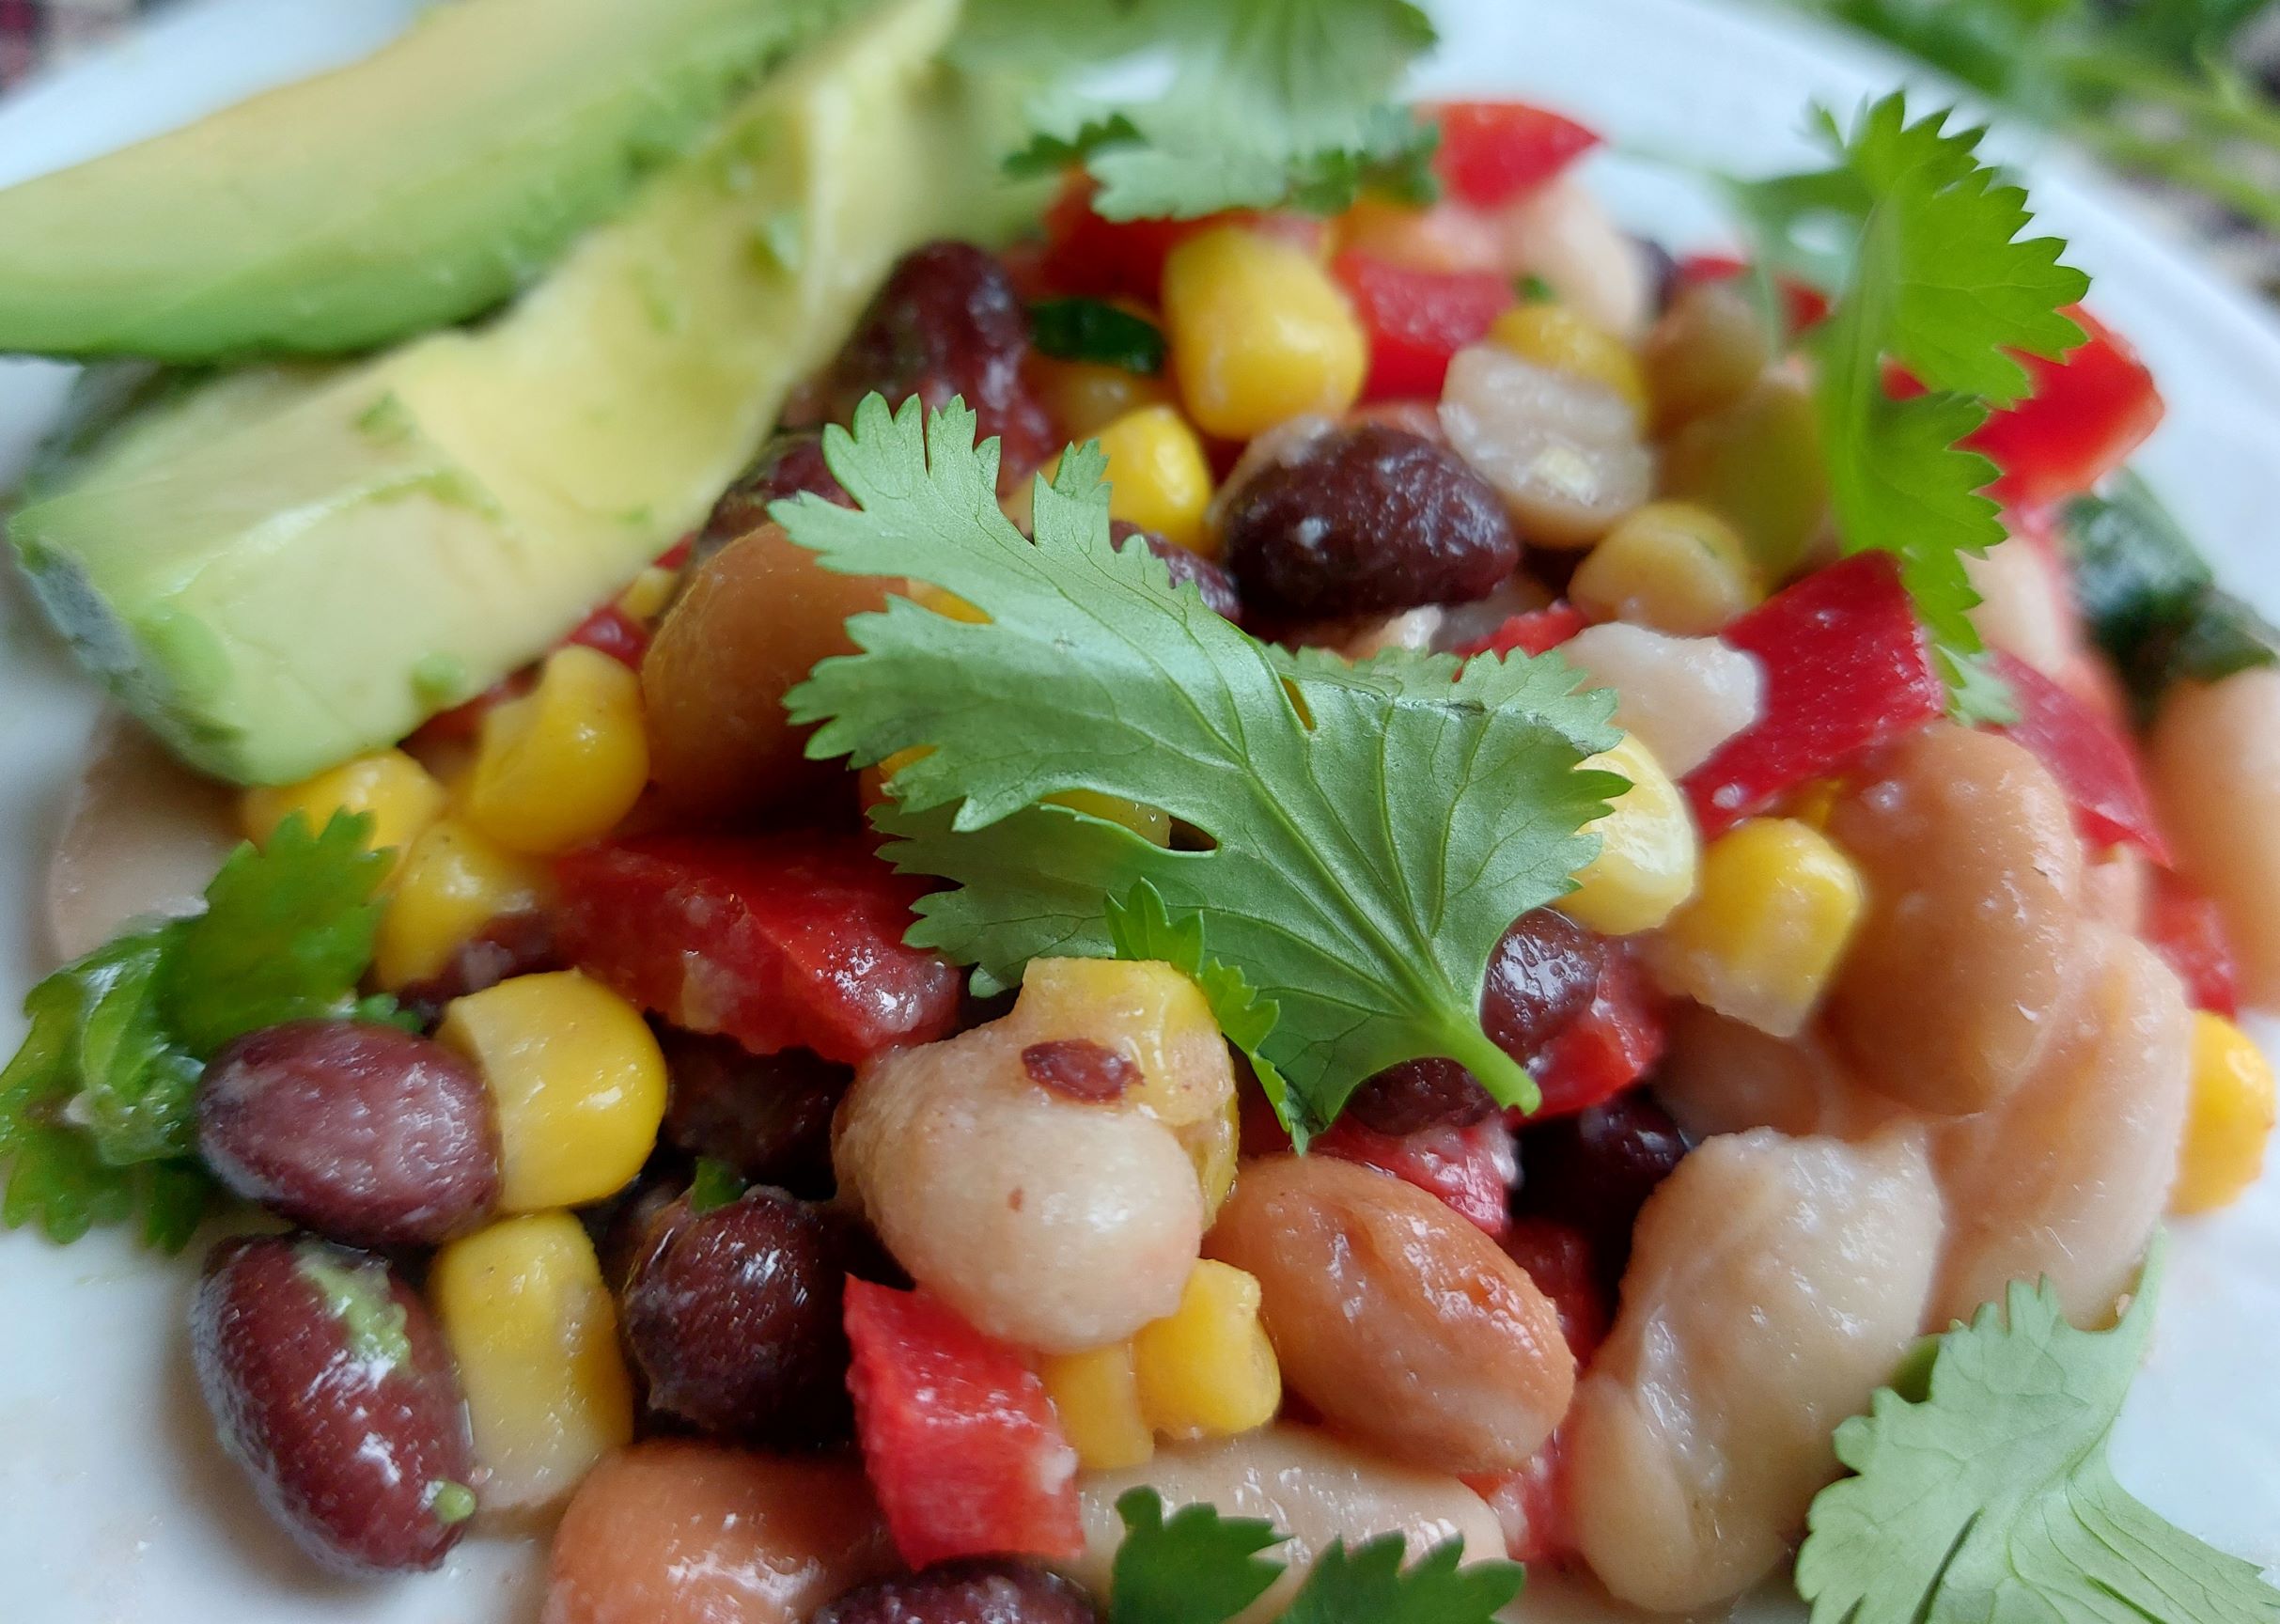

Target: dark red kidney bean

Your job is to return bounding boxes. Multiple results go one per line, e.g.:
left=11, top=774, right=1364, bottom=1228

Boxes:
left=1111, top=520, right=1243, bottom=622
left=660, top=1031, right=852, bottom=1196
left=698, top=430, right=853, bottom=563
left=1484, top=910, right=1609, bottom=1064
left=1513, top=1090, right=1690, bottom=1282
left=1220, top=424, right=1519, bottom=619
left=620, top=1187, right=868, bottom=1444
left=798, top=242, right=1054, bottom=492
left=1499, top=1214, right=1612, bottom=1361
left=816, top=1559, right=1101, bottom=1624
left=1346, top=1056, right=1494, bottom=1136
left=396, top=909, right=559, bottom=1026
left=192, top=1235, right=476, bottom=1575
left=197, top=1021, right=499, bottom=1246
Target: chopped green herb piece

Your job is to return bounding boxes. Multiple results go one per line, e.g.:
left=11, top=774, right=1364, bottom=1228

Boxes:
left=428, top=1481, right=478, bottom=1525
left=688, top=1157, right=747, bottom=1215
left=1029, top=298, right=1168, bottom=374
left=1515, top=273, right=1554, bottom=303
left=294, top=1241, right=413, bottom=1367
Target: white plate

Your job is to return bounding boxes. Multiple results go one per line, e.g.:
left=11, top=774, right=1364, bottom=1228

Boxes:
left=1, top=2, right=2276, bottom=1619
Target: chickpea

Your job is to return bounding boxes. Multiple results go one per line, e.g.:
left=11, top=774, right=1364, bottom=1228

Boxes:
left=1929, top=923, right=2190, bottom=1327
left=1205, top=1155, right=1572, bottom=1475
left=1655, top=1005, right=1905, bottom=1144
left=1642, top=280, right=1771, bottom=432
left=2149, top=667, right=2280, bottom=1008
left=1567, top=1128, right=1943, bottom=1613
left=1069, top=1426, right=1505, bottom=1624
left=1825, top=724, right=2087, bottom=1116
left=835, top=1024, right=1204, bottom=1353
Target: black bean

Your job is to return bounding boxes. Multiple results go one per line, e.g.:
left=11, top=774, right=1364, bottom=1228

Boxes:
left=619, top=1187, right=867, bottom=1444
left=197, top=1021, right=498, bottom=1246
left=1514, top=1091, right=1691, bottom=1281
left=1221, top=424, right=1518, bottom=618
left=1483, top=910, right=1610, bottom=1065
left=395, top=910, right=558, bottom=1026
left=660, top=1031, right=851, bottom=1197
left=1345, top=1058, right=1495, bottom=1135
left=1111, top=520, right=1243, bottom=622
left=816, top=1559, right=1101, bottom=1624
left=699, top=431, right=853, bottom=564
left=191, top=1235, right=475, bottom=1575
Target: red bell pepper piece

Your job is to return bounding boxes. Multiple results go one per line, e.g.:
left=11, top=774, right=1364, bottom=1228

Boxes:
left=553, top=834, right=961, bottom=1065
left=1034, top=178, right=1327, bottom=303
left=565, top=602, right=650, bottom=669
left=1451, top=601, right=1585, bottom=660
left=1683, top=553, right=1946, bottom=838
left=1429, top=102, right=1601, bottom=209
left=1678, top=252, right=1831, bottom=334
left=1313, top=1115, right=1518, bottom=1238
left=2146, top=872, right=2241, bottom=1019
left=1524, top=950, right=1665, bottom=1118
left=1971, top=306, right=2162, bottom=511
left=843, top=1281, right=1085, bottom=1568
left=1986, top=652, right=2170, bottom=863
left=1332, top=251, right=1512, bottom=400
left=1498, top=1215, right=1610, bottom=1361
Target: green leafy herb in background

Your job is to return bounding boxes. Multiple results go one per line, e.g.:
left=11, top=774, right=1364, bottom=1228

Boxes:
left=779, top=394, right=1623, bottom=1137
left=1029, top=297, right=1169, bottom=373
left=1799, top=1241, right=2280, bottom=1623
left=0, top=810, right=391, bottom=1248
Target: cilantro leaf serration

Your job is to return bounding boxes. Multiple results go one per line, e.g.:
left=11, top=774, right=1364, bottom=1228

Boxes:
left=779, top=394, right=1622, bottom=1134
left=1798, top=1240, right=2280, bottom=1623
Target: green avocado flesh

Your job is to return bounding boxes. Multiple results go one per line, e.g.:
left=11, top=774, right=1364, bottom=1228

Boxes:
left=0, top=0, right=859, bottom=359
left=8, top=0, right=1030, bottom=786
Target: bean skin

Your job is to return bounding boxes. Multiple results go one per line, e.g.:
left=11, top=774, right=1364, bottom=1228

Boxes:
left=660, top=1030, right=851, bottom=1196
left=191, top=1235, right=476, bottom=1575
left=699, top=430, right=852, bottom=563
left=815, top=1559, right=1101, bottom=1624
left=1112, top=521, right=1242, bottom=622
left=1512, top=1091, right=1690, bottom=1283
left=197, top=1021, right=499, bottom=1246
left=1344, top=1059, right=1494, bottom=1136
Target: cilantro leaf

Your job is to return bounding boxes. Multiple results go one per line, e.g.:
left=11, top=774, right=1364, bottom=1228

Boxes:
left=995, top=0, right=1441, bottom=220
left=779, top=395, right=1622, bottom=1134
left=1111, top=1489, right=1286, bottom=1624
left=1281, top=1534, right=1524, bottom=1624
left=1797, top=1240, right=2280, bottom=1624
left=1030, top=297, right=1168, bottom=374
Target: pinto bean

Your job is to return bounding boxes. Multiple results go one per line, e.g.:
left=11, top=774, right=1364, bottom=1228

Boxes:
left=1566, top=1129, right=1942, bottom=1612
left=1654, top=1005, right=1904, bottom=1144
left=1205, top=1155, right=1572, bottom=1474
left=2149, top=667, right=2280, bottom=1008
left=1825, top=724, right=2087, bottom=1115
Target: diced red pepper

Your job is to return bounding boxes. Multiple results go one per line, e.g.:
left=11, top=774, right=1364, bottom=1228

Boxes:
left=1498, top=1215, right=1610, bottom=1361
left=1972, top=306, right=2162, bottom=511
left=1313, top=1115, right=1518, bottom=1238
left=566, top=602, right=650, bottom=669
left=2146, top=872, right=2241, bottom=1019
left=1986, top=652, right=2170, bottom=863
left=1034, top=177, right=1327, bottom=304
left=842, top=1281, right=1084, bottom=1568
left=552, top=834, right=961, bottom=1065
left=1683, top=553, right=1946, bottom=838
left=1463, top=1434, right=1575, bottom=1566
left=1430, top=102, right=1600, bottom=209
left=654, top=535, right=695, bottom=571
left=1451, top=601, right=1585, bottom=660
left=1524, top=950, right=1665, bottom=1118
left=1678, top=252, right=1830, bottom=334
left=1332, top=251, right=1513, bottom=400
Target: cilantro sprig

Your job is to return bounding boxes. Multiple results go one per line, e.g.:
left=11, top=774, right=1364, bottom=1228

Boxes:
left=1734, top=93, right=2090, bottom=721
left=1799, top=1241, right=2280, bottom=1623
left=1109, top=1488, right=1523, bottom=1624
left=0, top=809, right=396, bottom=1248
left=779, top=394, right=1622, bottom=1137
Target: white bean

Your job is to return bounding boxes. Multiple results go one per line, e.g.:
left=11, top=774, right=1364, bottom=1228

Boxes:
left=1964, top=537, right=2078, bottom=679
left=1568, top=1129, right=1942, bottom=1613
left=1440, top=345, right=1652, bottom=548
left=1494, top=177, right=1654, bottom=340
left=1557, top=623, right=1763, bottom=776
left=2148, top=667, right=2280, bottom=1008
left=1654, top=1005, right=1906, bottom=1144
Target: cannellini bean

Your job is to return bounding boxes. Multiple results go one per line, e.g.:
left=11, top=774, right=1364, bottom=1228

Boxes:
left=1654, top=1005, right=1906, bottom=1144
left=542, top=1443, right=891, bottom=1624
left=1557, top=624, right=1763, bottom=776
left=2149, top=668, right=2280, bottom=1008
left=1321, top=606, right=1445, bottom=659
left=1929, top=923, right=2189, bottom=1327
left=1965, top=537, right=2077, bottom=679
left=1495, top=177, right=1654, bottom=340
left=1826, top=724, right=2086, bottom=1116
left=1439, top=345, right=1652, bottom=548
left=1568, top=1129, right=1942, bottom=1613
left=47, top=710, right=239, bottom=963
left=834, top=1025, right=1203, bottom=1352
left=1069, top=1426, right=1505, bottom=1623
left=1204, top=1155, right=1572, bottom=1475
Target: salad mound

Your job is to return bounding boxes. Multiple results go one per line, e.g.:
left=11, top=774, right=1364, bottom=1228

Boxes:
left=2, top=1, right=2278, bottom=1622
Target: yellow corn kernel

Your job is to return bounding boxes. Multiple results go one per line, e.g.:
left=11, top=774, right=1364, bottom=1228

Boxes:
left=1569, top=501, right=1764, bottom=636
left=464, top=645, right=647, bottom=857
left=373, top=819, right=553, bottom=991
left=429, top=1212, right=633, bottom=1514
left=1015, top=957, right=1239, bottom=1211
left=1132, top=1260, right=1281, bottom=1441
left=2172, top=1011, right=2277, bottom=1215
left=1491, top=303, right=1648, bottom=419
left=1033, top=356, right=1175, bottom=441
left=1090, top=404, right=1217, bottom=557
left=1163, top=226, right=1366, bottom=441
left=1646, top=819, right=1865, bottom=1038
left=241, top=749, right=444, bottom=864
left=913, top=583, right=991, bottom=625
left=1561, top=732, right=1700, bottom=936
left=1050, top=789, right=1173, bottom=847
left=438, top=971, right=667, bottom=1211
left=1040, top=1343, right=1155, bottom=1471
left=615, top=565, right=680, bottom=622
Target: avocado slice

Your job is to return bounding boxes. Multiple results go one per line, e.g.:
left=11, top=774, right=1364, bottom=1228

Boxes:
left=10, top=0, right=1034, bottom=786
left=0, top=0, right=858, bottom=359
